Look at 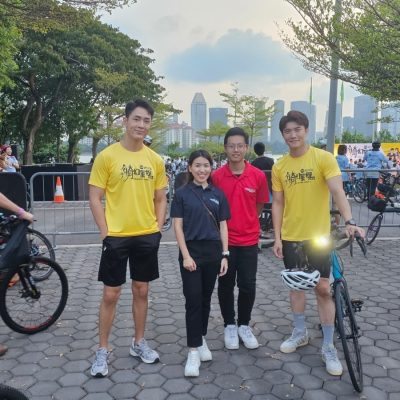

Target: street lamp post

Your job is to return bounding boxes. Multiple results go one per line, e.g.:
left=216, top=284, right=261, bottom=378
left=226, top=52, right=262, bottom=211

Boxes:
left=326, top=0, right=342, bottom=153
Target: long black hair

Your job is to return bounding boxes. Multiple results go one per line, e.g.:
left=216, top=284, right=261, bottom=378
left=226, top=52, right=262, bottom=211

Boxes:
left=187, top=149, right=213, bottom=183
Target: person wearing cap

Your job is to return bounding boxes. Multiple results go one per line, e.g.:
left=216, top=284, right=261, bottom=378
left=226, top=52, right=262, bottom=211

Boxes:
left=143, top=135, right=152, bottom=147
left=363, top=141, right=388, bottom=199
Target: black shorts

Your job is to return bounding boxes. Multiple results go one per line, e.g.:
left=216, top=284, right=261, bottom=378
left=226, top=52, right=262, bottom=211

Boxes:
left=282, top=240, right=331, bottom=279
left=99, top=232, right=161, bottom=286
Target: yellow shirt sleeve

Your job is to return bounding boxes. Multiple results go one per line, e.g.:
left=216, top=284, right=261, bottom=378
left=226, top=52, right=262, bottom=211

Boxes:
left=320, top=152, right=342, bottom=180
left=272, top=164, right=283, bottom=192
left=89, top=152, right=109, bottom=189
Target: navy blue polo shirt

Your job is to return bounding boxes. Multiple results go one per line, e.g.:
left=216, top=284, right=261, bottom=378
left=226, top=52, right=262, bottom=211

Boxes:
left=171, top=182, right=230, bottom=241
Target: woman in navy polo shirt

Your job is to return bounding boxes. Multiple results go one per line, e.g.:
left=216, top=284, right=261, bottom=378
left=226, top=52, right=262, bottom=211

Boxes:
left=171, top=149, right=230, bottom=377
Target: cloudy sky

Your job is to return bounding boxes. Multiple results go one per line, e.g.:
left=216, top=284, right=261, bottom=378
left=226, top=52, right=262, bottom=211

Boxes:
left=100, top=0, right=361, bottom=131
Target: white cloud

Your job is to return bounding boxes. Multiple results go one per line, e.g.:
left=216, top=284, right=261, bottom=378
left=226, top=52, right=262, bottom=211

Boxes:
left=100, top=0, right=362, bottom=131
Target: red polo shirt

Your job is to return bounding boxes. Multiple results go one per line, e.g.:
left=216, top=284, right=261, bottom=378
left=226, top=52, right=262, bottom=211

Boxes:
left=212, top=161, right=269, bottom=246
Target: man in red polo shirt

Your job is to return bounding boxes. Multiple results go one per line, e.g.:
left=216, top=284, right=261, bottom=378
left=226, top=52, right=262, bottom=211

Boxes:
left=213, top=127, right=269, bottom=350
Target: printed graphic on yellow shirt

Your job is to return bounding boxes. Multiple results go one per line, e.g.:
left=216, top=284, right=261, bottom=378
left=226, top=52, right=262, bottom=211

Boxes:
left=285, top=169, right=316, bottom=186
left=121, top=164, right=154, bottom=181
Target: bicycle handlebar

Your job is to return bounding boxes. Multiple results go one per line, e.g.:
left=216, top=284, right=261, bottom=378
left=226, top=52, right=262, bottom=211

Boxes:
left=332, top=230, right=367, bottom=257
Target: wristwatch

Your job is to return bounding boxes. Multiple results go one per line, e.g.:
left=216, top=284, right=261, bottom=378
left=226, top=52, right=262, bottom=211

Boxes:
left=222, top=251, right=230, bottom=259
left=345, top=218, right=357, bottom=226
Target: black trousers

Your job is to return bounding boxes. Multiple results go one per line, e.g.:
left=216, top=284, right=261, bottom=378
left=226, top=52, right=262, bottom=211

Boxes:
left=179, top=241, right=221, bottom=348
left=218, top=245, right=258, bottom=327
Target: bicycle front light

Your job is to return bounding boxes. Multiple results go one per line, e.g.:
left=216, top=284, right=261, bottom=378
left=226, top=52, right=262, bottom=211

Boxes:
left=313, top=236, right=330, bottom=248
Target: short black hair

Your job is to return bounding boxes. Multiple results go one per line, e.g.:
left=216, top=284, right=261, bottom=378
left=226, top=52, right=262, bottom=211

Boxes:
left=125, top=99, right=154, bottom=118
left=337, top=144, right=347, bottom=155
left=372, top=141, right=381, bottom=149
left=279, top=110, right=309, bottom=133
left=224, top=127, right=249, bottom=145
left=253, top=142, right=265, bottom=156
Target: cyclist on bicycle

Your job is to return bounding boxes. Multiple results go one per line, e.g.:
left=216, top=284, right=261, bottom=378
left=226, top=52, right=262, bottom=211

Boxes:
left=0, top=192, right=34, bottom=356
left=271, top=111, right=364, bottom=376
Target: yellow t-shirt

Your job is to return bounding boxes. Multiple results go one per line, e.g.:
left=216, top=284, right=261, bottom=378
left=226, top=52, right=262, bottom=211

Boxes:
left=89, top=142, right=167, bottom=237
left=272, top=146, right=341, bottom=241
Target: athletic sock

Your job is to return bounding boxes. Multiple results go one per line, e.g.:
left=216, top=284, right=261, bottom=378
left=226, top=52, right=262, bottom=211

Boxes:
left=293, top=313, right=306, bottom=333
left=321, top=324, right=335, bottom=348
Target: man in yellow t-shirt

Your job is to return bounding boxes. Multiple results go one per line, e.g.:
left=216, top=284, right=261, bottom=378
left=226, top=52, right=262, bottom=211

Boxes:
left=272, top=110, right=364, bottom=377
left=89, top=99, right=167, bottom=377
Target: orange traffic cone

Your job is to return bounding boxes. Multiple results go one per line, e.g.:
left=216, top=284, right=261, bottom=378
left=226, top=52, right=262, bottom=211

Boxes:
left=54, top=176, right=65, bottom=203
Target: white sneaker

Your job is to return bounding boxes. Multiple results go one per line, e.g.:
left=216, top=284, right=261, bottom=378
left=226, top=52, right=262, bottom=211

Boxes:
left=90, top=347, right=109, bottom=377
left=322, top=345, right=343, bottom=376
left=184, top=350, right=200, bottom=377
left=198, top=337, right=212, bottom=361
left=238, top=325, right=259, bottom=349
left=130, top=338, right=160, bottom=364
left=224, top=324, right=239, bottom=350
left=280, top=329, right=309, bottom=353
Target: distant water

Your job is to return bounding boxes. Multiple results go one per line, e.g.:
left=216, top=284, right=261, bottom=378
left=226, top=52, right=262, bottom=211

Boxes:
left=79, top=154, right=92, bottom=163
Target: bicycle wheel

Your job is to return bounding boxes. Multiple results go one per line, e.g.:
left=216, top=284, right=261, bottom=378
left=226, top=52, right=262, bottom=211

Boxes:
left=0, top=384, right=28, bottom=400
left=0, top=256, right=68, bottom=334
left=334, top=279, right=363, bottom=392
left=27, top=229, right=55, bottom=281
left=366, top=213, right=383, bottom=245
left=353, top=181, right=366, bottom=203
left=0, top=384, right=29, bottom=400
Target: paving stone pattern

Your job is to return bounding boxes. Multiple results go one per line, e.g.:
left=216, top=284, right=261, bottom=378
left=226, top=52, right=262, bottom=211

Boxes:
left=0, top=240, right=399, bottom=399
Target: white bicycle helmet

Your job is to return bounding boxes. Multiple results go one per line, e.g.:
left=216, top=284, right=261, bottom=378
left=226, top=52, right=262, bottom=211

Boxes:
left=281, top=268, right=320, bottom=291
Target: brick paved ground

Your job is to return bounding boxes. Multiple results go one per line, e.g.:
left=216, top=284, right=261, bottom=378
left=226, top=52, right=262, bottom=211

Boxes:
left=0, top=240, right=399, bottom=399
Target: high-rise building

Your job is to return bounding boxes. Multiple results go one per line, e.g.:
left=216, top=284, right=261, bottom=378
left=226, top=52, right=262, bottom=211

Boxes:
left=353, top=95, right=377, bottom=138
left=165, top=122, right=195, bottom=150
left=343, top=116, right=355, bottom=133
left=381, top=104, right=400, bottom=136
left=209, top=107, right=228, bottom=127
left=191, top=93, right=207, bottom=137
left=290, top=101, right=316, bottom=142
left=271, top=100, right=285, bottom=144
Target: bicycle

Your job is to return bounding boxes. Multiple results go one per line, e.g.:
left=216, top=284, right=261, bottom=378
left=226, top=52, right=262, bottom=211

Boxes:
left=0, top=214, right=55, bottom=281
left=352, top=178, right=368, bottom=203
left=0, top=215, right=68, bottom=334
left=293, top=227, right=366, bottom=392
left=366, top=172, right=400, bottom=245
left=0, top=383, right=29, bottom=400
left=259, top=204, right=274, bottom=249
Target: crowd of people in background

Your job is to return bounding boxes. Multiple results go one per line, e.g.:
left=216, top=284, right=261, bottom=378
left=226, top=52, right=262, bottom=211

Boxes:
left=0, top=145, right=19, bottom=173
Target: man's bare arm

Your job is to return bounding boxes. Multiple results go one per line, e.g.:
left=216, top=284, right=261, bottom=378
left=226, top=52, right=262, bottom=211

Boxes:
left=89, top=185, right=108, bottom=239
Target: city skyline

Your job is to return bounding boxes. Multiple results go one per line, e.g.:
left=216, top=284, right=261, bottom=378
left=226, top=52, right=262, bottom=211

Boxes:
left=101, top=1, right=364, bottom=133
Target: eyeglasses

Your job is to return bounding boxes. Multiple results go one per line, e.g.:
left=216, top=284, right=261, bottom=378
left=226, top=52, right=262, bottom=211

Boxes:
left=225, top=143, right=246, bottom=151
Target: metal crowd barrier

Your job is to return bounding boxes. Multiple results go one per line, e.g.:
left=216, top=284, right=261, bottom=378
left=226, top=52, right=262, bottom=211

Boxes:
left=339, top=168, right=400, bottom=233
left=29, top=172, right=173, bottom=246
left=262, top=168, right=399, bottom=237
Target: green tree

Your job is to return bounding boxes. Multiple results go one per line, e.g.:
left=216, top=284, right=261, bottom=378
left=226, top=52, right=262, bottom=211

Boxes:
left=219, top=85, right=274, bottom=147
left=375, top=129, right=398, bottom=143
left=338, top=131, right=368, bottom=143
left=166, top=142, right=182, bottom=159
left=0, top=9, right=163, bottom=164
left=0, top=0, right=137, bottom=91
left=281, top=0, right=400, bottom=102
left=197, top=122, right=229, bottom=145
left=187, top=141, right=225, bottom=161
